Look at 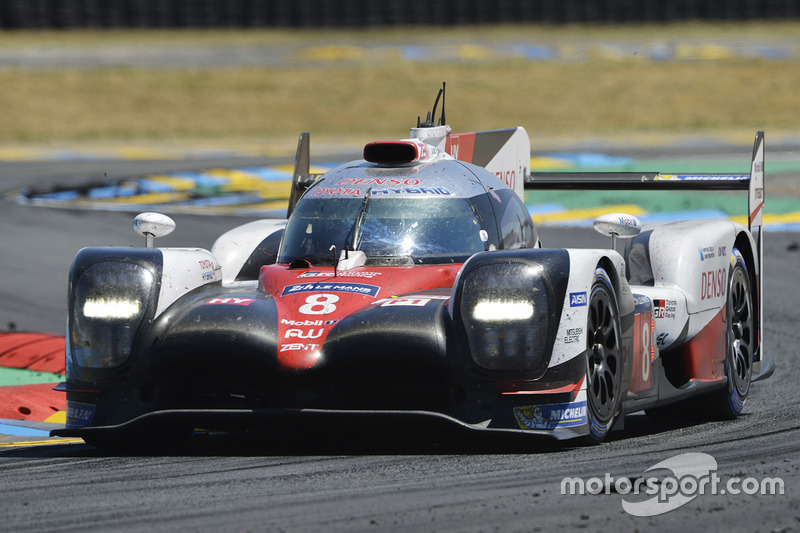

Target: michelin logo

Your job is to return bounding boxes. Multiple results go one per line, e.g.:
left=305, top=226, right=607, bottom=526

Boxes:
left=514, top=401, right=588, bottom=430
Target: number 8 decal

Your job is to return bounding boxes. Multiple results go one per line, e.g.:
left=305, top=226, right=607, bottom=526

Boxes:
left=299, top=293, right=339, bottom=315
left=641, top=318, right=651, bottom=382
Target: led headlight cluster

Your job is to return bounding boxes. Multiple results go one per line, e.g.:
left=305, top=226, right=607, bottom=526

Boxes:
left=71, top=261, right=156, bottom=369
left=459, top=262, right=550, bottom=372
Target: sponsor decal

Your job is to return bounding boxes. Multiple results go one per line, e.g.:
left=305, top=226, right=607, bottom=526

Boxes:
left=371, top=295, right=449, bottom=306
left=298, top=271, right=381, bottom=279
left=281, top=318, right=338, bottom=326
left=337, top=178, right=420, bottom=186
left=755, top=187, right=764, bottom=200
left=701, top=269, right=726, bottom=301
left=205, top=297, right=256, bottom=306
left=494, top=170, right=516, bottom=190
left=280, top=343, right=319, bottom=352
left=282, top=283, right=380, bottom=298
left=514, top=400, right=588, bottom=430
left=313, top=187, right=362, bottom=196
left=653, top=299, right=677, bottom=320
left=66, top=401, right=96, bottom=427
left=657, top=332, right=670, bottom=346
left=564, top=327, right=583, bottom=344
left=198, top=259, right=215, bottom=281
left=371, top=187, right=451, bottom=195
left=618, top=215, right=639, bottom=227
left=674, top=175, right=749, bottom=181
left=569, top=291, right=587, bottom=307
left=381, top=298, right=431, bottom=307
left=698, top=246, right=715, bottom=261
left=718, top=246, right=727, bottom=257
left=285, top=328, right=324, bottom=339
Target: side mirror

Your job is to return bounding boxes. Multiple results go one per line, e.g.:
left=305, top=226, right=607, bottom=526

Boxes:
left=134, top=212, right=176, bottom=248
left=593, top=213, right=641, bottom=250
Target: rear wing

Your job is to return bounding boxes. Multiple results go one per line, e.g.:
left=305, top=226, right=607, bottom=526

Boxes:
left=525, top=131, right=765, bottom=233
left=525, top=131, right=767, bottom=380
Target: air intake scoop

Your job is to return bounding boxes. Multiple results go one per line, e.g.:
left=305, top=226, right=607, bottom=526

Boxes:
left=363, top=139, right=442, bottom=165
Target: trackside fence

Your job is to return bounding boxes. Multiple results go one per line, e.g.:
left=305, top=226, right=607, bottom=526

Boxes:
left=1, top=0, right=799, bottom=29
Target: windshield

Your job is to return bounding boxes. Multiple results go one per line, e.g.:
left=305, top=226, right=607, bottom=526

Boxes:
left=278, top=195, right=494, bottom=265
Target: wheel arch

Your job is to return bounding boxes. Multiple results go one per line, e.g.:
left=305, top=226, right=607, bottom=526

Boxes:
left=597, top=255, right=623, bottom=300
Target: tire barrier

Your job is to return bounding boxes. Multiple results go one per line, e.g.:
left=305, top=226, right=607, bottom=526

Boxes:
left=1, top=0, right=799, bottom=29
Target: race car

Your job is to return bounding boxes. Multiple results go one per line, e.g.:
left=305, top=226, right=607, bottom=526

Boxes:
left=52, top=86, right=771, bottom=448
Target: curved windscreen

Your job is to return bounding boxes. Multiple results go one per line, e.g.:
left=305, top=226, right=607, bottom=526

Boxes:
left=278, top=195, right=495, bottom=265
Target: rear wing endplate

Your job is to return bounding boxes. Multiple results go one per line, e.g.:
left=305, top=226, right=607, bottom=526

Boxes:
left=287, top=131, right=325, bottom=218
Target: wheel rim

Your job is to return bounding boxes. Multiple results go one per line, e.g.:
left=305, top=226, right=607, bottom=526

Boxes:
left=587, top=283, right=621, bottom=422
left=728, top=265, right=754, bottom=396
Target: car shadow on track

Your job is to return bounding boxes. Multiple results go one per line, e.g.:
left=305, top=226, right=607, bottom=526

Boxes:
left=0, top=410, right=720, bottom=458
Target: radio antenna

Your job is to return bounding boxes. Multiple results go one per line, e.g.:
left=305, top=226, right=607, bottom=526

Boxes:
left=439, top=82, right=446, bottom=125
left=430, top=88, right=442, bottom=126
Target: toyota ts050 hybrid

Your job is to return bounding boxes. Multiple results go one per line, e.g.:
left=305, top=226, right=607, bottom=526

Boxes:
left=53, top=87, right=771, bottom=449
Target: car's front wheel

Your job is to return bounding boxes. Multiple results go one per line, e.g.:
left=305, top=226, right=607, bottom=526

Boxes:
left=584, top=267, right=623, bottom=443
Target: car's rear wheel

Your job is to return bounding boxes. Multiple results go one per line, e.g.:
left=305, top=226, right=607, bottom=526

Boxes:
left=710, top=248, right=755, bottom=419
left=584, top=267, right=623, bottom=443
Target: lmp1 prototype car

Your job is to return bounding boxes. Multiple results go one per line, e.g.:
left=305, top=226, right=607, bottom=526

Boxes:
left=53, top=88, right=771, bottom=449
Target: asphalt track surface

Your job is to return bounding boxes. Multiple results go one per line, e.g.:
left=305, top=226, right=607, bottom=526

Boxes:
left=1, top=153, right=799, bottom=532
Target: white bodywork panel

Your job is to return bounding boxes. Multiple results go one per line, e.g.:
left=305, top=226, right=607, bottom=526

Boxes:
left=640, top=220, right=737, bottom=313
left=548, top=248, right=630, bottom=368
left=156, top=248, right=221, bottom=316
left=626, top=218, right=757, bottom=350
left=211, top=219, right=287, bottom=284
left=478, top=127, right=529, bottom=201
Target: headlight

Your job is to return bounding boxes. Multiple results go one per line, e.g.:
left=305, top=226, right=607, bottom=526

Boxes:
left=71, top=261, right=156, bottom=369
left=473, top=301, right=534, bottom=321
left=459, top=262, right=551, bottom=372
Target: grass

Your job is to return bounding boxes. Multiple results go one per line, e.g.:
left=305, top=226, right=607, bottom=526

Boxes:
left=1, top=23, right=799, bottom=143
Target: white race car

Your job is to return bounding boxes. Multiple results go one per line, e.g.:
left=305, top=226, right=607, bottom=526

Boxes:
left=53, top=86, right=770, bottom=449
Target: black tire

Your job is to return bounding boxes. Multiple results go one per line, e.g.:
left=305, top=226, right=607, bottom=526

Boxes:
left=584, top=267, right=623, bottom=443
left=709, top=248, right=755, bottom=419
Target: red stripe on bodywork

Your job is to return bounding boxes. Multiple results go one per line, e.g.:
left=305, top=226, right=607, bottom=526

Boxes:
left=446, top=132, right=476, bottom=163
left=502, top=377, right=584, bottom=396
left=749, top=200, right=764, bottom=226
left=679, top=306, right=726, bottom=382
